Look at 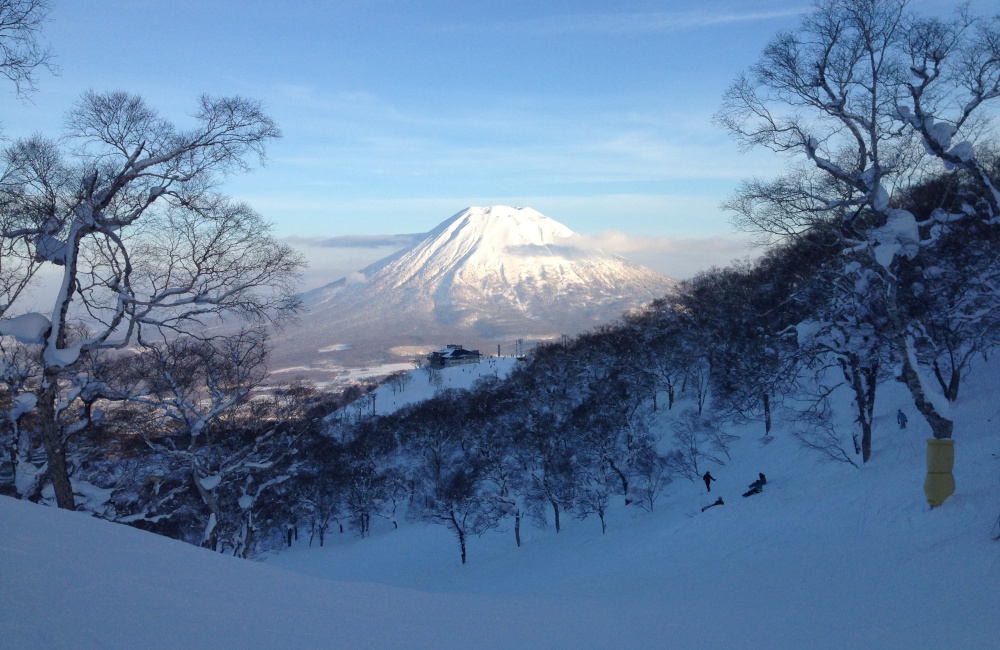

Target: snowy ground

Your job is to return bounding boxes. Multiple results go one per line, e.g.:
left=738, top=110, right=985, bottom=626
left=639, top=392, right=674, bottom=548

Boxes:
left=2, top=359, right=998, bottom=649
left=366, top=356, right=519, bottom=415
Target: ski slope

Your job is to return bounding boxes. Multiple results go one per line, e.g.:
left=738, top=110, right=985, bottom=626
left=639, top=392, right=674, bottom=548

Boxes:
left=2, top=359, right=999, bottom=649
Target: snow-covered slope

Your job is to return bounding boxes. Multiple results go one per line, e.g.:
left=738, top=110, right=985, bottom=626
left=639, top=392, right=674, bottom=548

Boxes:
left=3, top=359, right=999, bottom=649
left=270, top=206, right=675, bottom=381
left=340, top=357, right=520, bottom=419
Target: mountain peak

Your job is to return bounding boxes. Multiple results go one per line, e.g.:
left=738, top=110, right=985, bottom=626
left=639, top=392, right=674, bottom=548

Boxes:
left=272, top=207, right=675, bottom=380
left=428, top=206, right=573, bottom=252
left=396, top=206, right=581, bottom=282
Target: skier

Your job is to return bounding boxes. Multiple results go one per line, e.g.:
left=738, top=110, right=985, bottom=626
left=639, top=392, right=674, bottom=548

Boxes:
left=703, top=471, right=716, bottom=493
left=897, top=409, right=908, bottom=429
left=701, top=497, right=724, bottom=512
left=742, top=472, right=767, bottom=497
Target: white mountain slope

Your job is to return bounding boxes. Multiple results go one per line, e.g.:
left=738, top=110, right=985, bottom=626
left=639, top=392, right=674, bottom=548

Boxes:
left=272, top=206, right=675, bottom=379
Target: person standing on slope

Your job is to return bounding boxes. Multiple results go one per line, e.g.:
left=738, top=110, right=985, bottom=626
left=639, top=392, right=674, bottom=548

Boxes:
left=703, top=471, right=716, bottom=493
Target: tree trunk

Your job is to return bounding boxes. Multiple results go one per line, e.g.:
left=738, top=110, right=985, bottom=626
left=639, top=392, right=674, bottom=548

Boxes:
left=550, top=497, right=561, bottom=533
left=193, top=468, right=222, bottom=550
left=860, top=361, right=878, bottom=463
left=243, top=519, right=254, bottom=558
left=841, top=355, right=877, bottom=463
left=932, top=361, right=962, bottom=402
left=763, top=393, right=772, bottom=436
left=514, top=509, right=521, bottom=548
left=450, top=511, right=467, bottom=564
left=897, top=341, right=953, bottom=439
left=38, top=379, right=75, bottom=510
left=885, top=281, right=954, bottom=440
left=11, top=421, right=45, bottom=501
left=607, top=458, right=629, bottom=503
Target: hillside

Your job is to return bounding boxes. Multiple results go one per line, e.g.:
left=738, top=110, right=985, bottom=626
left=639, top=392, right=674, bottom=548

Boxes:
left=269, top=206, right=675, bottom=383
left=2, top=359, right=998, bottom=649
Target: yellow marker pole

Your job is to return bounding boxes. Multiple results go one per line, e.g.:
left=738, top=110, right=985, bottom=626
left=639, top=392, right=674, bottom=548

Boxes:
left=924, top=438, right=955, bottom=507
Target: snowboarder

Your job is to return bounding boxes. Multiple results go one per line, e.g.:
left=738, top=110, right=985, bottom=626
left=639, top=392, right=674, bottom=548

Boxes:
left=742, top=472, right=766, bottom=497
left=701, top=497, right=724, bottom=512
left=897, top=409, right=907, bottom=429
left=703, top=471, right=716, bottom=492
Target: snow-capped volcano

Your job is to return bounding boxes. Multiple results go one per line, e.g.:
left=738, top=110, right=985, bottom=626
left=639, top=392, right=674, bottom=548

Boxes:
left=271, top=206, right=675, bottom=379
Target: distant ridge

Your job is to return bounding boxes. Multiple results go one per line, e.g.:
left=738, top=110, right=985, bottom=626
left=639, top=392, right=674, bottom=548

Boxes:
left=270, top=206, right=675, bottom=381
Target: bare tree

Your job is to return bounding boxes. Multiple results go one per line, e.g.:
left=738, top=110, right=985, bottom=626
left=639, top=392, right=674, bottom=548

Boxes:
left=404, top=394, right=502, bottom=564
left=135, top=330, right=307, bottom=554
left=0, top=0, right=55, bottom=98
left=385, top=370, right=411, bottom=395
left=794, top=258, right=894, bottom=463
left=0, top=338, right=43, bottom=497
left=0, top=91, right=303, bottom=509
left=787, top=392, right=860, bottom=468
left=667, top=409, right=732, bottom=481
left=624, top=300, right=686, bottom=412
left=507, top=359, right=577, bottom=534
left=717, top=0, right=1000, bottom=494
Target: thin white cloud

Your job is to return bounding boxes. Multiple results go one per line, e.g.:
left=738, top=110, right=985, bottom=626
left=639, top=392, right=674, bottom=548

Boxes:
left=572, top=230, right=754, bottom=257
left=284, top=225, right=760, bottom=288
left=549, top=9, right=806, bottom=34
left=581, top=231, right=760, bottom=279
left=283, top=234, right=425, bottom=249
left=451, top=6, right=808, bottom=36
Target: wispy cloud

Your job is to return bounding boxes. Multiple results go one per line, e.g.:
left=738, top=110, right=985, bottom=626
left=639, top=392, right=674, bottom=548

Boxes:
left=573, top=230, right=753, bottom=256
left=572, top=230, right=759, bottom=279
left=285, top=227, right=759, bottom=286
left=461, top=7, right=807, bottom=36
left=283, top=234, right=426, bottom=249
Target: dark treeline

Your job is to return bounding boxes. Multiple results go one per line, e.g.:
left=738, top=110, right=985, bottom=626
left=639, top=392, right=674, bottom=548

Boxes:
left=4, top=163, right=999, bottom=561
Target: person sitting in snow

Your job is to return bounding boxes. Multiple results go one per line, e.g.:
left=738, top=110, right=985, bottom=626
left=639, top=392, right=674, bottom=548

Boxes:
left=897, top=409, right=908, bottom=429
left=742, top=472, right=766, bottom=497
left=701, top=497, right=724, bottom=512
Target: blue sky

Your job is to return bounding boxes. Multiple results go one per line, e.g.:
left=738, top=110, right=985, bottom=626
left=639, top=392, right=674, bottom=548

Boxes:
left=2, top=0, right=986, bottom=284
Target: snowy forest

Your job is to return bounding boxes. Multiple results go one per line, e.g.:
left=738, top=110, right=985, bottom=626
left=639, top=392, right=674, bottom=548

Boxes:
left=2, top=0, right=1000, bottom=568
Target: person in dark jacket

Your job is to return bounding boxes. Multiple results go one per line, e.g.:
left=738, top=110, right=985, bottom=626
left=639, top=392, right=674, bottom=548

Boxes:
left=742, top=472, right=766, bottom=497
left=897, top=409, right=908, bottom=429
left=703, top=471, right=716, bottom=492
left=701, top=497, right=724, bottom=512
